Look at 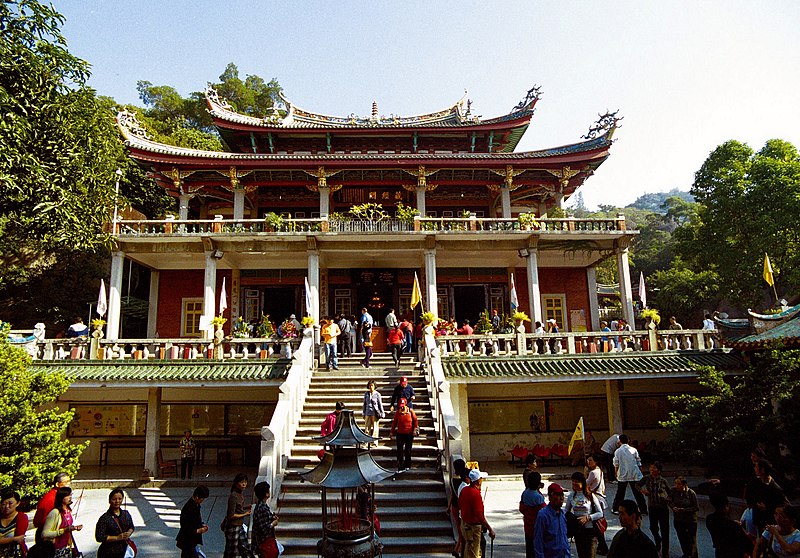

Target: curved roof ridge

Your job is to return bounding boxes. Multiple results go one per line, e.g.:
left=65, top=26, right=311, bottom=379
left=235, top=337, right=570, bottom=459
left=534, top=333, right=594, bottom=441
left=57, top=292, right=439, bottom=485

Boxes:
left=205, top=86, right=543, bottom=130
left=117, top=107, right=612, bottom=162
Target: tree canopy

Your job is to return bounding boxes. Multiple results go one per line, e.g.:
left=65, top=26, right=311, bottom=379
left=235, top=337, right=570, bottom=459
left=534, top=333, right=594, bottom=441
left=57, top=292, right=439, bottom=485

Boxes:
left=0, top=323, right=86, bottom=497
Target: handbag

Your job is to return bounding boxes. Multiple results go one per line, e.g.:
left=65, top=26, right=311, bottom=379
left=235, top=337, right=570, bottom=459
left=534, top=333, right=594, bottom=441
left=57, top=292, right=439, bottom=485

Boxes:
left=591, top=495, right=608, bottom=534
left=566, top=511, right=580, bottom=539
left=113, top=515, right=137, bottom=557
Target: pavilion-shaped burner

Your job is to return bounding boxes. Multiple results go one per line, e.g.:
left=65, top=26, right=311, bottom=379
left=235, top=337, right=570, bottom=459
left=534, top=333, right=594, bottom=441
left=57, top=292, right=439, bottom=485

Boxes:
left=301, top=410, right=392, bottom=557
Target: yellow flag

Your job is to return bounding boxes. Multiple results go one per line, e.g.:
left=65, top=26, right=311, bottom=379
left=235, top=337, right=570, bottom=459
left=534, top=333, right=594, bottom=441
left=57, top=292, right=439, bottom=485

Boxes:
left=411, top=272, right=423, bottom=310
left=567, top=416, right=584, bottom=455
left=763, top=253, right=774, bottom=287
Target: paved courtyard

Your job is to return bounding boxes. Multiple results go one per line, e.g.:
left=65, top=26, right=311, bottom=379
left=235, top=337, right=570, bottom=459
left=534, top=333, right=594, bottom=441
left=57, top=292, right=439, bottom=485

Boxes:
left=37, top=471, right=725, bottom=557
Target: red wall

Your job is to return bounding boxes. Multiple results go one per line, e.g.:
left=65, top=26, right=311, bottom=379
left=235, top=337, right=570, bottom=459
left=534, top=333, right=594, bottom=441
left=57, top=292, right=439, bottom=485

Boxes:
left=158, top=270, right=231, bottom=338
left=515, top=267, right=590, bottom=330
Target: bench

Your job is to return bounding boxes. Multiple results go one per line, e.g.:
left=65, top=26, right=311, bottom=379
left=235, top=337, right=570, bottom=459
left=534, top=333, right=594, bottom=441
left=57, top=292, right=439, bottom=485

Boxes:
left=196, top=438, right=250, bottom=465
left=99, top=439, right=145, bottom=466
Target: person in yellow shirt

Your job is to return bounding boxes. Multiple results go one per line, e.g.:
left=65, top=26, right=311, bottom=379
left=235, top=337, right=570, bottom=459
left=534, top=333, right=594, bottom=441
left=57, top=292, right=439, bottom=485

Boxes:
left=321, top=318, right=341, bottom=370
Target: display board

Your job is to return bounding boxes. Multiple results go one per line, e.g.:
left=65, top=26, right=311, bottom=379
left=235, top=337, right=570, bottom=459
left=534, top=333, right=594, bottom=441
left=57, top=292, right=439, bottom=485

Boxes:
left=69, top=405, right=147, bottom=437
left=468, top=400, right=546, bottom=434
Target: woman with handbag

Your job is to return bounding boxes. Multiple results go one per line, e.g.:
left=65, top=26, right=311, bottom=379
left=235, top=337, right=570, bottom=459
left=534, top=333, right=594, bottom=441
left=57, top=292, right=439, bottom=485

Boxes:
left=390, top=398, right=418, bottom=473
left=753, top=504, right=800, bottom=557
left=223, top=473, right=252, bottom=558
left=586, top=454, right=609, bottom=555
left=41, top=487, right=83, bottom=558
left=0, top=490, right=28, bottom=558
left=565, top=472, right=604, bottom=558
left=251, top=482, right=280, bottom=558
left=94, top=489, right=135, bottom=558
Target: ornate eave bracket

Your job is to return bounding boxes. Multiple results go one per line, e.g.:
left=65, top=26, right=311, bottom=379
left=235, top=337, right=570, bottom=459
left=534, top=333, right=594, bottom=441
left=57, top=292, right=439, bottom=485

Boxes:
left=403, top=165, right=440, bottom=190
left=163, top=168, right=197, bottom=194
left=545, top=166, right=582, bottom=191
left=215, top=166, right=254, bottom=192
left=303, top=166, right=341, bottom=191
left=489, top=165, right=525, bottom=190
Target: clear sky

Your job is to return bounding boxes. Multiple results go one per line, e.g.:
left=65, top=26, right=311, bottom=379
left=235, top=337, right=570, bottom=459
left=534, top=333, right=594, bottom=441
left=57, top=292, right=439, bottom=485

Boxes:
left=55, top=0, right=800, bottom=209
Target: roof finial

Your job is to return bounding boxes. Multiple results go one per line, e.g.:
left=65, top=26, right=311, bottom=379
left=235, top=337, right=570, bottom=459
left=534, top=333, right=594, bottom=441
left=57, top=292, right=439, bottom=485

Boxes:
left=372, top=101, right=378, bottom=119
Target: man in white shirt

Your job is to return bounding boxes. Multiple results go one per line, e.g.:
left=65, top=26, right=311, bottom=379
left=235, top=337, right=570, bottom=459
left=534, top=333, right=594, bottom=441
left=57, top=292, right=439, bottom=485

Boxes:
left=385, top=308, right=399, bottom=329
left=612, top=434, right=648, bottom=514
left=601, top=433, right=619, bottom=483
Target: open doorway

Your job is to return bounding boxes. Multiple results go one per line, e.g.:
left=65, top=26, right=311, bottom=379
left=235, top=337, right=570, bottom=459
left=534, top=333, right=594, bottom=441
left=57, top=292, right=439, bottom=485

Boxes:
left=262, top=287, right=297, bottom=323
left=452, top=285, right=486, bottom=326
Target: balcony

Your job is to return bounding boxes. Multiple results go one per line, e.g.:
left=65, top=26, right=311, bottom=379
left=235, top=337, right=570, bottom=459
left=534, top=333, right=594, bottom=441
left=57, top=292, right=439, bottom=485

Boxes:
left=113, top=216, right=627, bottom=237
left=19, top=328, right=719, bottom=363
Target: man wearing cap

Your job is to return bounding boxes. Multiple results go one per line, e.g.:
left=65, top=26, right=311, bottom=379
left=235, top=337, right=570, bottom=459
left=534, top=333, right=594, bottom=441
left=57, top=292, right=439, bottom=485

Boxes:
left=289, top=314, right=302, bottom=331
left=390, top=376, right=415, bottom=411
left=458, top=468, right=495, bottom=558
left=534, top=483, right=570, bottom=558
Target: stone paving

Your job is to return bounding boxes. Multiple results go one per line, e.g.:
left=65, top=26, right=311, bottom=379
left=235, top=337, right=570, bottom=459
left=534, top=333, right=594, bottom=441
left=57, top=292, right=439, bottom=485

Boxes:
left=26, top=465, right=728, bottom=557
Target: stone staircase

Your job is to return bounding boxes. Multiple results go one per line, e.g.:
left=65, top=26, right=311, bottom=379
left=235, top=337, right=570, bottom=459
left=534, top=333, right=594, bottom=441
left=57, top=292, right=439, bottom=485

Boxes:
left=274, top=353, right=456, bottom=557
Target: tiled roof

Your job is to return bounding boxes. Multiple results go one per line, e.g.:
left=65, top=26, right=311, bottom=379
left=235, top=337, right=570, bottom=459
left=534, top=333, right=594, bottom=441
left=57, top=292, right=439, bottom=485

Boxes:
left=207, top=87, right=535, bottom=130
left=118, top=114, right=612, bottom=163
left=722, top=314, right=800, bottom=350
left=32, top=359, right=291, bottom=384
left=442, top=351, right=746, bottom=380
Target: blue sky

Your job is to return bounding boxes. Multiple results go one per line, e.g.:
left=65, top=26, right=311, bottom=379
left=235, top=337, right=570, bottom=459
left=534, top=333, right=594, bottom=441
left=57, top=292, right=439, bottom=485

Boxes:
left=55, top=1, right=800, bottom=209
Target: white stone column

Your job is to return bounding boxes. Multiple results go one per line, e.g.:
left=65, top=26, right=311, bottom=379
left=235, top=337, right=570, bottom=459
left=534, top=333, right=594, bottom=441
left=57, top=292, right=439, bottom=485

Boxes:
left=452, top=383, right=471, bottom=460
left=319, top=186, right=330, bottom=217
left=605, top=380, right=623, bottom=437
left=233, top=189, right=245, bottom=220
left=500, top=186, right=512, bottom=218
left=203, top=252, right=217, bottom=340
left=416, top=186, right=427, bottom=216
left=144, top=387, right=162, bottom=475
left=147, top=271, right=160, bottom=338
left=106, top=251, right=125, bottom=340
left=424, top=248, right=438, bottom=316
left=586, top=267, right=600, bottom=331
left=178, top=194, right=191, bottom=221
left=308, top=250, right=320, bottom=323
left=526, top=248, right=542, bottom=324
left=616, top=246, right=635, bottom=326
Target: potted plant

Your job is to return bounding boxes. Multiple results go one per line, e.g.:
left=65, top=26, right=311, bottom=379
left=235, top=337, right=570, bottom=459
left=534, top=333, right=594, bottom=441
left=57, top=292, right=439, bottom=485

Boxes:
left=232, top=316, right=250, bottom=338
left=512, top=311, right=530, bottom=332
left=90, top=318, right=107, bottom=331
left=263, top=212, right=284, bottom=232
left=640, top=308, right=661, bottom=329
left=421, top=311, right=436, bottom=326
left=517, top=212, right=539, bottom=231
left=301, top=316, right=315, bottom=328
left=395, top=202, right=420, bottom=224
left=211, top=315, right=227, bottom=328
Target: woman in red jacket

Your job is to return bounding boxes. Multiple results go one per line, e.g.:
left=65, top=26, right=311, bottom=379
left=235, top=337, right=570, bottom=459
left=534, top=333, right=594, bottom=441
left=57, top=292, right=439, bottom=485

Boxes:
left=390, top=398, right=418, bottom=472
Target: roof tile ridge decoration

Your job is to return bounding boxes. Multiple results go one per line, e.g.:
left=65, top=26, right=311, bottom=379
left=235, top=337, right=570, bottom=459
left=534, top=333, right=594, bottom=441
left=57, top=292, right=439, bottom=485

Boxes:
left=582, top=110, right=623, bottom=142
left=117, top=107, right=613, bottom=161
left=206, top=85, right=545, bottom=129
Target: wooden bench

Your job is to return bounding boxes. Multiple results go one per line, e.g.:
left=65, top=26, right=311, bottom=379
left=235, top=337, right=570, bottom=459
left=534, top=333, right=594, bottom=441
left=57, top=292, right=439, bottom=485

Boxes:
left=98, top=438, right=145, bottom=466
left=196, top=438, right=251, bottom=465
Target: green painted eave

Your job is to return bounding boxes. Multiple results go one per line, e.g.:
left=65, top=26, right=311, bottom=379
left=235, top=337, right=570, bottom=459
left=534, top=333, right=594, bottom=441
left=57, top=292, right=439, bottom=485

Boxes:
left=442, top=350, right=746, bottom=381
left=498, top=123, right=529, bottom=153
left=31, top=359, right=292, bottom=385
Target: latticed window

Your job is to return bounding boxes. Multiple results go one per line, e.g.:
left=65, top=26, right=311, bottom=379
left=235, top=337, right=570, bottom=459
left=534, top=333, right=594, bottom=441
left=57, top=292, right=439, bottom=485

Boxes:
left=334, top=289, right=351, bottom=317
left=182, top=298, right=204, bottom=337
left=543, top=295, right=567, bottom=329
left=489, top=287, right=505, bottom=315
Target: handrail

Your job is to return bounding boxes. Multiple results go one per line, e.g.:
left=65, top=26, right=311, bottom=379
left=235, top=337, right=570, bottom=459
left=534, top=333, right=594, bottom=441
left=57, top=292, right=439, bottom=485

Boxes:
left=113, top=216, right=628, bottom=236
left=434, top=328, right=719, bottom=356
left=422, top=332, right=463, bottom=543
left=27, top=336, right=301, bottom=361
left=257, top=333, right=315, bottom=507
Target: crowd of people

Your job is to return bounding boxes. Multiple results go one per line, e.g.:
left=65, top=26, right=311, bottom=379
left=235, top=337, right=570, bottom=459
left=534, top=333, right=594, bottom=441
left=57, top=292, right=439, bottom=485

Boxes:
left=497, top=435, right=800, bottom=558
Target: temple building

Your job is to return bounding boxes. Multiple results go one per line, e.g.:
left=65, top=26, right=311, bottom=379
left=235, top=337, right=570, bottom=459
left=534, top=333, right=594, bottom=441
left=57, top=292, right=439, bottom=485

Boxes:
left=111, top=86, right=635, bottom=338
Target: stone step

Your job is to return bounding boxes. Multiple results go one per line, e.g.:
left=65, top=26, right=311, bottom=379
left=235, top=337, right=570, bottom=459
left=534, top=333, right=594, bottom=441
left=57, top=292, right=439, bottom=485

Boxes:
left=279, top=477, right=447, bottom=496
left=275, top=535, right=455, bottom=556
left=275, top=518, right=452, bottom=536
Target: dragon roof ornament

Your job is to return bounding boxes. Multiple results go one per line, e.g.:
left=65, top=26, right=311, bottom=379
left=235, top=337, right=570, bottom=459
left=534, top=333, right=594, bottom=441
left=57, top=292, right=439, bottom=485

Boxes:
left=513, top=85, right=543, bottom=112
left=582, top=110, right=623, bottom=140
left=116, top=110, right=151, bottom=140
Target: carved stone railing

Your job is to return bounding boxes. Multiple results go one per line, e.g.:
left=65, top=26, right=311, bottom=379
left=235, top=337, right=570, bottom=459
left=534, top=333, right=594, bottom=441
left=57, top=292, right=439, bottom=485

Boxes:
left=27, top=336, right=301, bottom=361
left=113, top=216, right=628, bottom=237
left=433, top=328, right=719, bottom=357
left=256, top=334, right=315, bottom=507
left=422, top=331, right=464, bottom=544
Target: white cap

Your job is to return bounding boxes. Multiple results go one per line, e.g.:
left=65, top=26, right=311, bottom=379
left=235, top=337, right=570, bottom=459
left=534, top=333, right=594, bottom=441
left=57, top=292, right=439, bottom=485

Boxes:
left=289, top=314, right=296, bottom=319
left=468, top=469, right=488, bottom=483
left=547, top=318, right=556, bottom=324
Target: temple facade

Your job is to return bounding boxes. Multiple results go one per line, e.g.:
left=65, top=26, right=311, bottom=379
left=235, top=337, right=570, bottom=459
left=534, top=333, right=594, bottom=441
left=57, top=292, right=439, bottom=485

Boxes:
left=111, top=86, right=635, bottom=339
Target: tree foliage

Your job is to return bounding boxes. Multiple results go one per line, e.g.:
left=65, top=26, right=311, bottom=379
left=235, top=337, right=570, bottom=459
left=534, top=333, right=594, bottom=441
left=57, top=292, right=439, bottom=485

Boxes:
left=0, top=323, right=86, bottom=498
left=134, top=62, right=283, bottom=151
left=661, top=349, right=800, bottom=475
left=679, top=139, right=800, bottom=308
